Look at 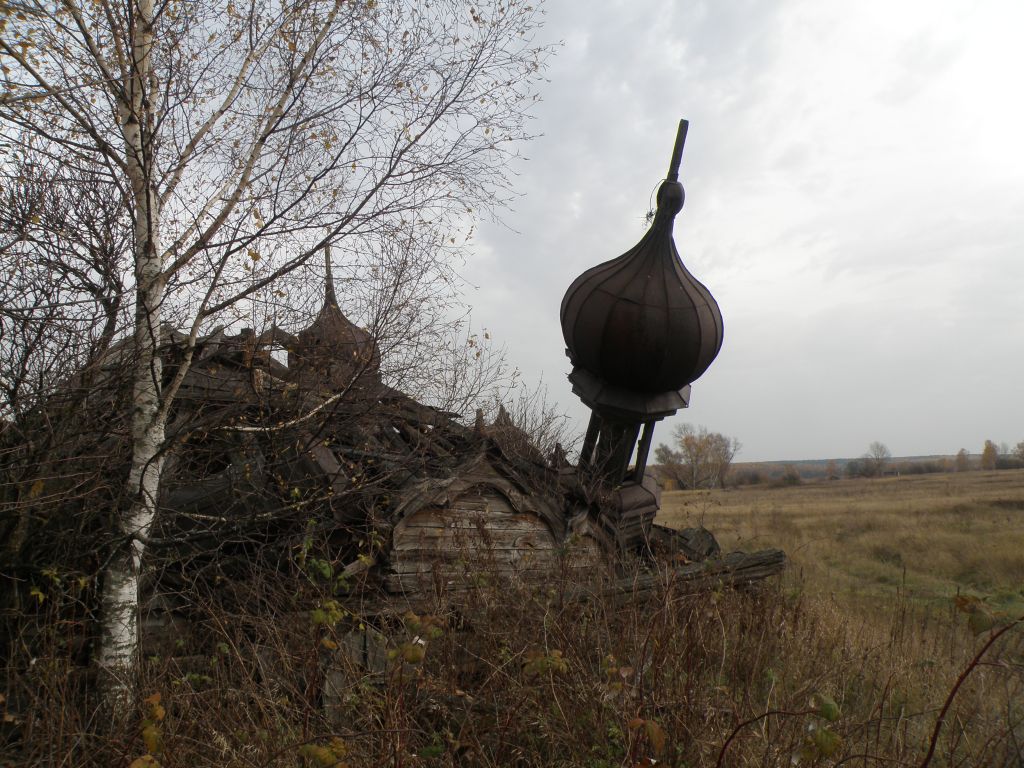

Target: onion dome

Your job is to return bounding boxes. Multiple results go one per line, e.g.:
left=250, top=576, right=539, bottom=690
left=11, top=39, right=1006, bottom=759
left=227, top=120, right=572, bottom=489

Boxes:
left=560, top=120, right=722, bottom=396
left=289, top=246, right=381, bottom=388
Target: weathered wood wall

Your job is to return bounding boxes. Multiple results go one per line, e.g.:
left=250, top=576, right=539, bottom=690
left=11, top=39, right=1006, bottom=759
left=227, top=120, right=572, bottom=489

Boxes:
left=386, top=487, right=603, bottom=597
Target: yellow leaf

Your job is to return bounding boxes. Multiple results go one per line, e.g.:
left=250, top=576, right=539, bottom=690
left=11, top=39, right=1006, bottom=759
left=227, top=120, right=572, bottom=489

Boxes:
left=142, top=723, right=162, bottom=754
left=28, top=478, right=44, bottom=499
left=320, top=637, right=338, bottom=650
left=298, top=744, right=339, bottom=766
left=401, top=643, right=425, bottom=664
left=128, top=756, right=161, bottom=768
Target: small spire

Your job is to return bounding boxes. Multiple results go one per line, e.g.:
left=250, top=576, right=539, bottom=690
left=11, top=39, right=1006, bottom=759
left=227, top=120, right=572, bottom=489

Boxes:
left=324, top=243, right=338, bottom=309
left=666, top=119, right=689, bottom=182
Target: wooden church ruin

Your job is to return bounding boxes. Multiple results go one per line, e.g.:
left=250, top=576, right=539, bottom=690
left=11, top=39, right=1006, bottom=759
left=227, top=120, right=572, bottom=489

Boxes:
left=136, top=119, right=782, bottom=619
left=2, top=121, right=785, bottom=657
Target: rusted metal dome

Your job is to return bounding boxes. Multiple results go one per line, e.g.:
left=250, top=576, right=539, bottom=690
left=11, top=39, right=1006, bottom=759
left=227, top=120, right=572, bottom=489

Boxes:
left=560, top=120, right=722, bottom=396
left=289, top=246, right=381, bottom=384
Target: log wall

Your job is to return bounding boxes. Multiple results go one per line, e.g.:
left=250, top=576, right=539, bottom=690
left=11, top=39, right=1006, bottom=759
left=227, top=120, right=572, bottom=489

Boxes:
left=386, top=488, right=602, bottom=596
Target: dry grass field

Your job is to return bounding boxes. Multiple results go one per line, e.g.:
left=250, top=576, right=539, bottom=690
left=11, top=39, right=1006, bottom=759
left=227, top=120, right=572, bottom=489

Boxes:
left=658, top=468, right=1024, bottom=617
left=6, top=471, right=1024, bottom=765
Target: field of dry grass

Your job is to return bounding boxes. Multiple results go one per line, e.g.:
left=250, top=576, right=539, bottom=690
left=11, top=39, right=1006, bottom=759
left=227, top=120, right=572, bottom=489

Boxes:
left=8, top=468, right=1024, bottom=765
left=10, top=558, right=1023, bottom=766
left=658, top=469, right=1024, bottom=617
left=5, top=471, right=1023, bottom=765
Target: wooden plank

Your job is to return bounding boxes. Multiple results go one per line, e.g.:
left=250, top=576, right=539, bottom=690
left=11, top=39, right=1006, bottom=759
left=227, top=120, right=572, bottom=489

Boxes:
left=392, top=506, right=556, bottom=545
left=385, top=570, right=555, bottom=592
left=388, top=567, right=558, bottom=583
left=372, top=549, right=786, bottom=610
left=397, top=512, right=545, bottom=527
left=307, top=443, right=349, bottom=501
left=391, top=528, right=552, bottom=548
left=389, top=552, right=559, bottom=572
left=394, top=501, right=540, bottom=524
left=584, top=549, right=787, bottom=605
left=399, top=511, right=541, bottom=526
left=392, top=551, right=558, bottom=568
left=177, top=366, right=253, bottom=397
left=391, top=544, right=552, bottom=558
left=393, top=535, right=554, bottom=553
left=392, top=550, right=559, bottom=565
left=394, top=521, right=552, bottom=540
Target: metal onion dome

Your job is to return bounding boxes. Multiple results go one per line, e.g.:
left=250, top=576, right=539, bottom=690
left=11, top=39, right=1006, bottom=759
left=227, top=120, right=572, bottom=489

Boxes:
left=559, top=120, right=724, bottom=487
left=560, top=120, right=722, bottom=398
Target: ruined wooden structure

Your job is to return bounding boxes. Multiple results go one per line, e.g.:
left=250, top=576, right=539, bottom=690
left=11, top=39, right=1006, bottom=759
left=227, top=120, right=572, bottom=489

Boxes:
left=133, top=298, right=773, bottom=619
left=128, top=121, right=782, bottom=623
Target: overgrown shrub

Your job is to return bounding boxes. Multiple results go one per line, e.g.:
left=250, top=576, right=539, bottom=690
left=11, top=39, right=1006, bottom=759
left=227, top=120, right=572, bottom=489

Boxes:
left=2, top=558, right=1021, bottom=767
left=771, top=465, right=803, bottom=488
left=733, top=469, right=765, bottom=487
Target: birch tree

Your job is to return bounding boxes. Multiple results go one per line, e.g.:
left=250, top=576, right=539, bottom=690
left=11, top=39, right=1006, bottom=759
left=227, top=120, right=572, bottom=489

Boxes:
left=0, top=0, right=546, bottom=703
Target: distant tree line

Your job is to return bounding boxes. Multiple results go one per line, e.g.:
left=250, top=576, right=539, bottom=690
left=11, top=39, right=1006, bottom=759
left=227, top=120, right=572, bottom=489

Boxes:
left=653, top=437, right=1024, bottom=490
left=843, top=439, right=1024, bottom=479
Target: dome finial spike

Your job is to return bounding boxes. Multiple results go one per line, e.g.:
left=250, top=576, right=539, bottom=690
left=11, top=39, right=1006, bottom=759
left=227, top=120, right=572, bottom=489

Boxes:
left=324, top=243, right=338, bottom=308
left=666, top=118, right=689, bottom=182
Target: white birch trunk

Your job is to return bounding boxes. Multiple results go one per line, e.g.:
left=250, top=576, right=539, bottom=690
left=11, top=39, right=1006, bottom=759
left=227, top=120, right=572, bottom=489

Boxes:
left=97, top=0, right=163, bottom=709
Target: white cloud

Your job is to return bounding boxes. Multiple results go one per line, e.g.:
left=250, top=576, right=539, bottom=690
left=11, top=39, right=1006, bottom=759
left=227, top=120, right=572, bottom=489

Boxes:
left=466, top=0, right=1024, bottom=461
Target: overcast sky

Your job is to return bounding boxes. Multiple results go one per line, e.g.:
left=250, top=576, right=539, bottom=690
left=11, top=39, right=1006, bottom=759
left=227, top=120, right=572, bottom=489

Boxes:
left=461, top=0, right=1024, bottom=463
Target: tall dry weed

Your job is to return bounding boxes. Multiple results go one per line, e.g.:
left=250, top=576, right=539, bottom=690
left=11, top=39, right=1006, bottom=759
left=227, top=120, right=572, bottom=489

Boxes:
left=2, top=556, right=1021, bottom=767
